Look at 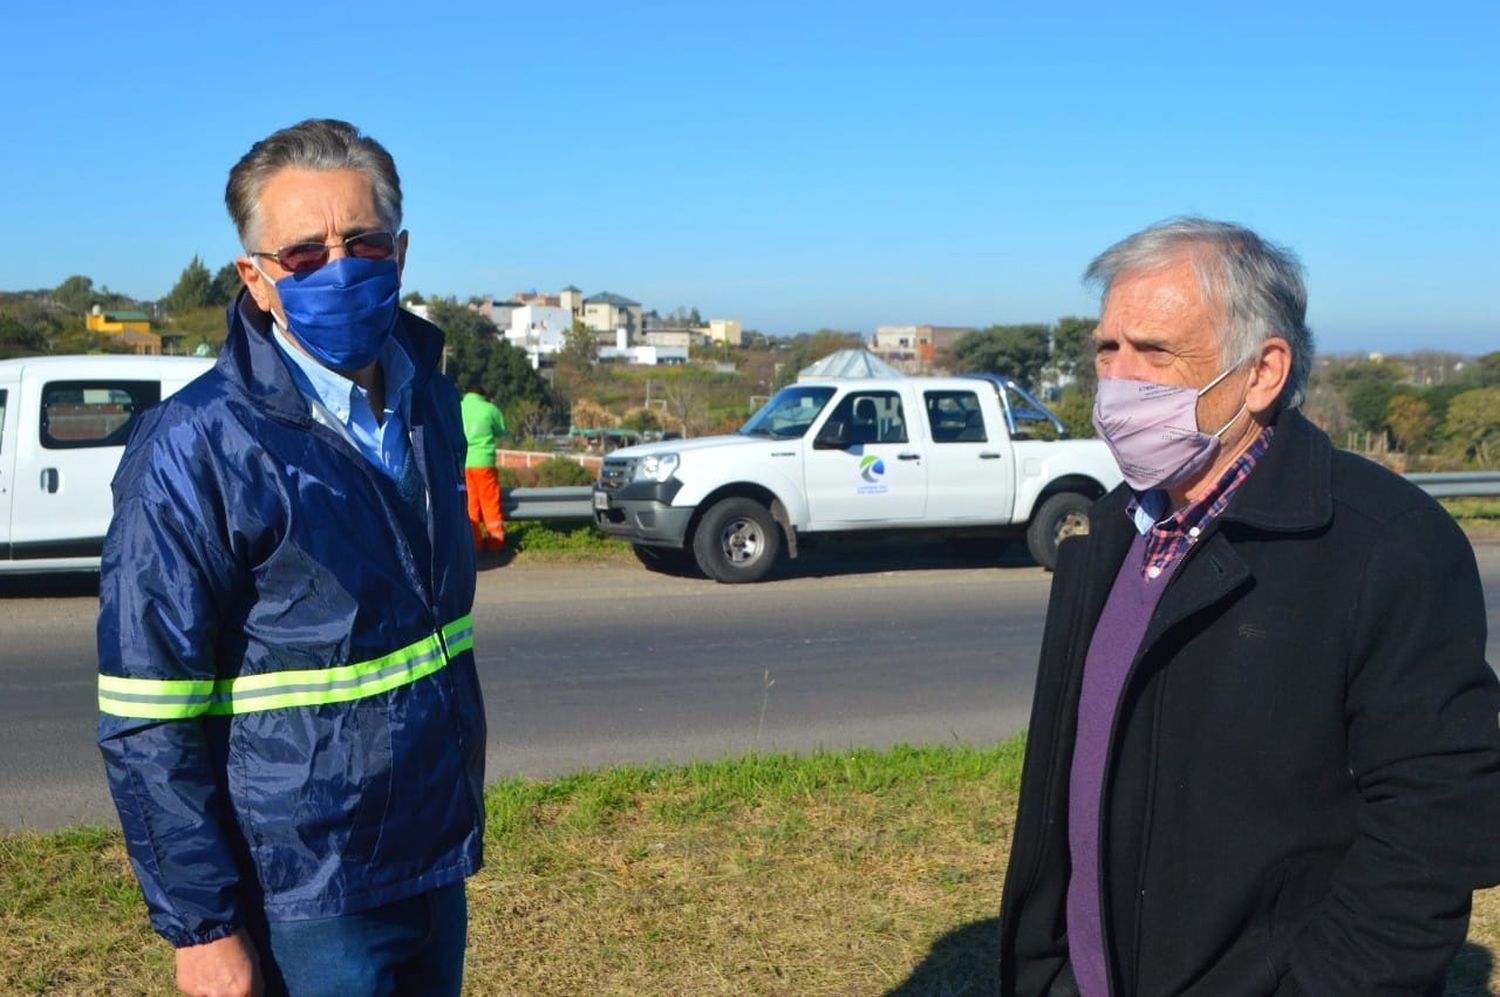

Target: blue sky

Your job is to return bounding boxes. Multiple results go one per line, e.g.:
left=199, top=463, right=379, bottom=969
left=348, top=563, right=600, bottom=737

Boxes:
left=2, top=1, right=1496, bottom=354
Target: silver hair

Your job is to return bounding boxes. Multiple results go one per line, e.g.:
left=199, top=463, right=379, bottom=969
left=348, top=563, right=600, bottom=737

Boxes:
left=1083, top=216, right=1314, bottom=408
left=225, top=119, right=402, bottom=249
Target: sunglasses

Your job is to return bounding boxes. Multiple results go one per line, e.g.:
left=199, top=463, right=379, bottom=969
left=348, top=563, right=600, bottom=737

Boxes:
left=250, top=230, right=399, bottom=275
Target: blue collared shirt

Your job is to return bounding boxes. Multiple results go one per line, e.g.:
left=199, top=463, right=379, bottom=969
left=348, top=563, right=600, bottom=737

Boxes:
left=271, top=325, right=415, bottom=483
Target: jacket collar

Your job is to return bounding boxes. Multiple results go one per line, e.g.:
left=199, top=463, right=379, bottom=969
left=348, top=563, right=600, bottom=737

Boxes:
left=218, top=291, right=446, bottom=424
left=1215, top=408, right=1332, bottom=535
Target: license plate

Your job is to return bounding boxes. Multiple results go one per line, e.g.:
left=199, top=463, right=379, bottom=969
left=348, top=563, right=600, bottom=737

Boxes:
left=592, top=491, right=610, bottom=510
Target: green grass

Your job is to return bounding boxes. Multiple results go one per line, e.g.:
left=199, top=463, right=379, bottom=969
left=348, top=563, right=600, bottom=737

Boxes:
left=2, top=738, right=1496, bottom=995
left=504, top=520, right=633, bottom=562
left=1442, top=498, right=1500, bottom=539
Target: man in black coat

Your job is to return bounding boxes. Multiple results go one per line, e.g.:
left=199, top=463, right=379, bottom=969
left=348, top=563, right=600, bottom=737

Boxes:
left=998, top=217, right=1500, bottom=996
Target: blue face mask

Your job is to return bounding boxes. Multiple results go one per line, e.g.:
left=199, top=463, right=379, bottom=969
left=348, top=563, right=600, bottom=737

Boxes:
left=269, top=256, right=400, bottom=372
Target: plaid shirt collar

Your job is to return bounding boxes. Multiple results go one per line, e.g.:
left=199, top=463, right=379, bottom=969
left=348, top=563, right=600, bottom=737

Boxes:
left=1126, top=425, right=1275, bottom=581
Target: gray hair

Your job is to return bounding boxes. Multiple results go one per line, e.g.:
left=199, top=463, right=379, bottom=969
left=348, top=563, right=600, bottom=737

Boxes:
left=225, top=119, right=402, bottom=249
left=1084, top=217, right=1314, bottom=408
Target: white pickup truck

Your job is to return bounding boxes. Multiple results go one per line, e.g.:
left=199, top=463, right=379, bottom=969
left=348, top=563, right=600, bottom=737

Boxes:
left=0, top=354, right=214, bottom=574
left=593, top=373, right=1123, bottom=582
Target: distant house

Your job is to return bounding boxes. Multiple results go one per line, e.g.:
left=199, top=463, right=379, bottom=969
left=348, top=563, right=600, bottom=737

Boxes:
left=86, top=306, right=161, bottom=355
left=871, top=324, right=974, bottom=367
left=503, top=305, right=573, bottom=368
left=582, top=291, right=643, bottom=344
left=707, top=318, right=743, bottom=347
left=467, top=295, right=519, bottom=330
left=643, top=327, right=696, bottom=351
left=599, top=329, right=687, bottom=366
left=871, top=325, right=920, bottom=359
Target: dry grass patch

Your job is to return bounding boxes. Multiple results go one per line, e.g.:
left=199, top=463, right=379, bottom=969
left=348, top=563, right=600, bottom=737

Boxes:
left=2, top=740, right=1497, bottom=995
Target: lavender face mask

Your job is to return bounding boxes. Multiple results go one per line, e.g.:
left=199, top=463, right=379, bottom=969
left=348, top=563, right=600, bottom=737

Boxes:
left=1091, top=368, right=1247, bottom=492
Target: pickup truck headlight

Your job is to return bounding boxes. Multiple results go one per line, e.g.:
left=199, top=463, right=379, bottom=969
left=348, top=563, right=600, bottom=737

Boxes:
left=637, top=453, right=679, bottom=482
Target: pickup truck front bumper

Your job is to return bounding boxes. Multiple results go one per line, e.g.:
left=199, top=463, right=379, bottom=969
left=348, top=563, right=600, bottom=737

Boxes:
left=592, top=480, right=694, bottom=548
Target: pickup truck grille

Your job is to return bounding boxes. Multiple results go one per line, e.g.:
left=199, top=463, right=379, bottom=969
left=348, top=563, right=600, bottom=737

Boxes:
left=598, top=458, right=634, bottom=493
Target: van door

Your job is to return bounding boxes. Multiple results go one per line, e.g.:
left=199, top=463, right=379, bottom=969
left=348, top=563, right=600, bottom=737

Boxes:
left=8, top=371, right=160, bottom=560
left=0, top=383, right=14, bottom=555
left=804, top=388, right=925, bottom=524
left=921, top=387, right=1016, bottom=522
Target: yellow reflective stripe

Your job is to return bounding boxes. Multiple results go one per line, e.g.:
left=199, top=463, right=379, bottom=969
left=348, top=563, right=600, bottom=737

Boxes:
left=441, top=614, right=475, bottom=656
left=98, top=674, right=216, bottom=719
left=97, top=694, right=212, bottom=720
left=99, top=615, right=475, bottom=719
left=98, top=675, right=216, bottom=697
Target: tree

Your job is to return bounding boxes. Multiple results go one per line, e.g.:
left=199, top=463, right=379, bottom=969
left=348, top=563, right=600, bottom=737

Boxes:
left=621, top=407, right=661, bottom=433
left=948, top=324, right=1052, bottom=389
left=660, top=377, right=712, bottom=437
left=1385, top=394, right=1436, bottom=453
left=51, top=275, right=99, bottom=312
left=424, top=297, right=555, bottom=419
left=769, top=329, right=865, bottom=389
left=551, top=318, right=600, bottom=408
left=505, top=397, right=553, bottom=442
left=1442, top=388, right=1500, bottom=466
left=1049, top=387, right=1096, bottom=439
left=1047, top=316, right=1098, bottom=394
left=164, top=255, right=215, bottom=315
left=1474, top=351, right=1500, bottom=387
left=558, top=318, right=598, bottom=369
left=570, top=398, right=617, bottom=430
left=211, top=262, right=242, bottom=305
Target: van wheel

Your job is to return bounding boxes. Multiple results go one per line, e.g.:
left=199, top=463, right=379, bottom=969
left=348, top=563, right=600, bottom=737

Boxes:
left=632, top=544, right=696, bottom=576
left=1026, top=492, right=1093, bottom=571
left=692, top=498, right=781, bottom=583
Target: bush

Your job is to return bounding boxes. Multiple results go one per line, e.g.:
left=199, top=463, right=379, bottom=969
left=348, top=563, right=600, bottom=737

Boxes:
left=534, top=457, right=597, bottom=487
left=497, top=466, right=539, bottom=489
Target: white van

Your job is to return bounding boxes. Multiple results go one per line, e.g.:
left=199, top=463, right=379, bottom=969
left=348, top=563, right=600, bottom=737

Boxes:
left=0, top=354, right=214, bottom=574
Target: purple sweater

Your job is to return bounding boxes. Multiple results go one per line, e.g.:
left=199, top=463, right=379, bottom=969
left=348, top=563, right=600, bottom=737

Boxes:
left=1066, top=532, right=1175, bottom=996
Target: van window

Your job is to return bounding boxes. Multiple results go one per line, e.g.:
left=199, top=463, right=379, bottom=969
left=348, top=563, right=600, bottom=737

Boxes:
left=40, top=380, right=161, bottom=450
left=0, top=388, right=7, bottom=453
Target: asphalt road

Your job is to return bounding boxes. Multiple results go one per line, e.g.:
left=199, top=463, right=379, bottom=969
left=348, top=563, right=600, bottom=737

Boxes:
left=2, top=539, right=1498, bottom=832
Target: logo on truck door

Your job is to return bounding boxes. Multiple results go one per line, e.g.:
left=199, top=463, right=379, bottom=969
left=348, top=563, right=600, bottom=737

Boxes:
left=857, top=454, right=889, bottom=495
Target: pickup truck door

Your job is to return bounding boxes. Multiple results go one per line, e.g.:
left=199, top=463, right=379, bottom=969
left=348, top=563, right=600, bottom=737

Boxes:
left=920, top=387, right=1015, bottom=522
left=8, top=368, right=161, bottom=560
left=804, top=388, right=925, bottom=524
left=0, top=383, right=13, bottom=554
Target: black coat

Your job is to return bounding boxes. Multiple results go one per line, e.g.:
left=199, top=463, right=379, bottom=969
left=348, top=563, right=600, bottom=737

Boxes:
left=998, top=410, right=1500, bottom=996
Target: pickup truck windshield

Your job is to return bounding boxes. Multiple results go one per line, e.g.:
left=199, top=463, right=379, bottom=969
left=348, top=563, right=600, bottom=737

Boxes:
left=739, top=385, right=836, bottom=438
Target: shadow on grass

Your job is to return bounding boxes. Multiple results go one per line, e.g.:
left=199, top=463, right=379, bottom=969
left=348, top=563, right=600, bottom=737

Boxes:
left=1446, top=940, right=1497, bottom=996
left=887, top=916, right=998, bottom=996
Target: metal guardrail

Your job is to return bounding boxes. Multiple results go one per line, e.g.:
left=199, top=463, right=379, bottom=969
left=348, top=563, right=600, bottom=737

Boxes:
left=503, top=487, right=595, bottom=520
left=503, top=473, right=1500, bottom=522
left=1404, top=472, right=1500, bottom=499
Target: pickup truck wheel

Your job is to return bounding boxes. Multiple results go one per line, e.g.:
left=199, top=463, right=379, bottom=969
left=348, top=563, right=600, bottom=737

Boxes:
left=632, top=544, right=696, bottom=576
left=1026, top=492, right=1093, bottom=571
left=692, top=498, right=781, bottom=583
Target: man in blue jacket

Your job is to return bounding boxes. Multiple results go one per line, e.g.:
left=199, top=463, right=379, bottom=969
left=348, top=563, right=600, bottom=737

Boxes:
left=98, top=119, right=485, bottom=996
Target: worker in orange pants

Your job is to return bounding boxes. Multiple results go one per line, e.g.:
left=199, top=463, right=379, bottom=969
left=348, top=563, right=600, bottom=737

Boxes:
left=461, top=386, right=507, bottom=552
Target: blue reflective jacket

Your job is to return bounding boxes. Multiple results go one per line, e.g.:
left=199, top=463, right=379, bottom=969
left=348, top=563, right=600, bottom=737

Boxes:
left=98, top=294, right=484, bottom=947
